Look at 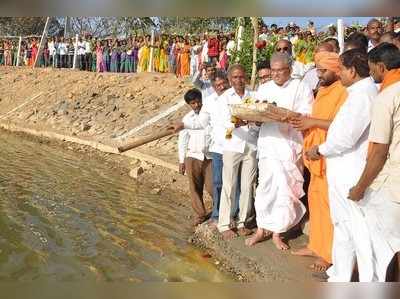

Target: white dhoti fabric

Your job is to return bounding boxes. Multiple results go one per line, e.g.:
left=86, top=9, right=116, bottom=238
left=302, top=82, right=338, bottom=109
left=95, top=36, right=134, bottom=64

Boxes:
left=358, top=188, right=400, bottom=281
left=325, top=173, right=375, bottom=282
left=254, top=158, right=306, bottom=233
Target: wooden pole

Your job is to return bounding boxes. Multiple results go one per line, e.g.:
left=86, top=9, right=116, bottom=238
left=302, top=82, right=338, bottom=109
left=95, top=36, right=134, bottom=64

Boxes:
left=148, top=29, right=155, bottom=72
left=250, top=17, right=259, bottom=90
left=34, top=17, right=50, bottom=68
left=16, top=36, right=22, bottom=66
left=117, top=129, right=175, bottom=153
left=235, top=17, right=245, bottom=63
left=337, top=18, right=345, bottom=54
left=72, top=34, right=79, bottom=69
left=64, top=16, right=70, bottom=39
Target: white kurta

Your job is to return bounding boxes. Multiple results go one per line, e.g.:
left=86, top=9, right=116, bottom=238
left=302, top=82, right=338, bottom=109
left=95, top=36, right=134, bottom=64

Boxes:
left=254, top=79, right=313, bottom=233
left=318, top=77, right=378, bottom=282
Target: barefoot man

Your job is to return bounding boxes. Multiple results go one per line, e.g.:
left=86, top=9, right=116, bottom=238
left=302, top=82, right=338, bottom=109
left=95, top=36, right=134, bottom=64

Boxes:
left=246, top=52, right=313, bottom=250
left=306, top=49, right=378, bottom=281
left=290, top=51, right=347, bottom=272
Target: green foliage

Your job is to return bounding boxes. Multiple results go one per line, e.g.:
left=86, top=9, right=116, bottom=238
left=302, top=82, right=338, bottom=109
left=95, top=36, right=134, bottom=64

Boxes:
left=229, top=17, right=277, bottom=77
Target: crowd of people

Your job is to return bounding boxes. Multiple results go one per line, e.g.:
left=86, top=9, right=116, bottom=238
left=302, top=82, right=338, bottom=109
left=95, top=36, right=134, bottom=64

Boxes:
left=0, top=32, right=235, bottom=76
left=2, top=18, right=399, bottom=78
left=171, top=17, right=400, bottom=282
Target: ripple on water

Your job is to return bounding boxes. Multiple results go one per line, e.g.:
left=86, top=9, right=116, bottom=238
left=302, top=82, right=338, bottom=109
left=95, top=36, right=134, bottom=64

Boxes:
left=0, top=132, right=231, bottom=282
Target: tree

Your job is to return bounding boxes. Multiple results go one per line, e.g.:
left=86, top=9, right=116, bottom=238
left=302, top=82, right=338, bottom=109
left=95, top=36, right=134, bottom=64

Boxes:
left=0, top=17, right=62, bottom=36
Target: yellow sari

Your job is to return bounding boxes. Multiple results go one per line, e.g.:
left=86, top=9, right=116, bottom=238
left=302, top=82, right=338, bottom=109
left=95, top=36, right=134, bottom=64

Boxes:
left=139, top=45, right=150, bottom=72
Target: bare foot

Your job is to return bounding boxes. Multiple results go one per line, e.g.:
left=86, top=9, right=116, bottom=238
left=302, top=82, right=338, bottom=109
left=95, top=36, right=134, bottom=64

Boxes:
left=221, top=229, right=237, bottom=241
left=310, top=258, right=331, bottom=273
left=291, top=247, right=316, bottom=257
left=272, top=233, right=289, bottom=250
left=237, top=227, right=253, bottom=237
left=245, top=228, right=272, bottom=246
left=206, top=219, right=218, bottom=230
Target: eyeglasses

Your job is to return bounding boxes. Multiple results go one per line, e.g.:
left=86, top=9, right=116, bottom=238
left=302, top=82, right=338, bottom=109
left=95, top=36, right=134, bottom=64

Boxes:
left=276, top=46, right=289, bottom=52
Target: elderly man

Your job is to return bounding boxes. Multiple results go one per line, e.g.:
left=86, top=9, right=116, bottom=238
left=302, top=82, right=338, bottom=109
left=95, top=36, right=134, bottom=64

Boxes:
left=217, top=64, right=259, bottom=240
left=306, top=49, right=378, bottom=282
left=245, top=52, right=313, bottom=250
left=367, top=18, right=383, bottom=52
left=290, top=51, right=347, bottom=272
left=348, top=43, right=400, bottom=281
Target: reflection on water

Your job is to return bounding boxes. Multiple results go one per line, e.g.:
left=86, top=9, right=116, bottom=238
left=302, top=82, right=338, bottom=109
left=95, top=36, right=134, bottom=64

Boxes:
left=0, top=132, right=230, bottom=282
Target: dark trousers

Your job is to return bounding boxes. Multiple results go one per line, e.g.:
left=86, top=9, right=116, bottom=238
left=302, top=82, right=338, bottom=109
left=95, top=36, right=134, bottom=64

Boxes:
left=185, top=157, right=213, bottom=222
left=85, top=53, right=92, bottom=71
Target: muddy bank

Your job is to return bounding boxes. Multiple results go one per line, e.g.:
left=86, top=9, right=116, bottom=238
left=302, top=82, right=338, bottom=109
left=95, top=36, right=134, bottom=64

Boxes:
left=0, top=67, right=316, bottom=282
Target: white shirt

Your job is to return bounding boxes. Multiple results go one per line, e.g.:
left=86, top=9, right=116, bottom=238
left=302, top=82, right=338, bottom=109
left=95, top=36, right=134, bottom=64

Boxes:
left=178, top=110, right=211, bottom=163
left=183, top=92, right=226, bottom=155
left=58, top=42, right=67, bottom=55
left=48, top=41, right=55, bottom=56
left=201, top=41, right=208, bottom=63
left=256, top=78, right=313, bottom=161
left=191, top=70, right=215, bottom=98
left=319, top=77, right=378, bottom=222
left=368, top=40, right=376, bottom=52
left=302, top=67, right=319, bottom=91
left=291, top=60, right=308, bottom=80
left=77, top=41, right=86, bottom=55
left=218, top=88, right=259, bottom=154
left=85, top=41, right=92, bottom=53
left=226, top=40, right=236, bottom=56
left=258, top=33, right=269, bottom=41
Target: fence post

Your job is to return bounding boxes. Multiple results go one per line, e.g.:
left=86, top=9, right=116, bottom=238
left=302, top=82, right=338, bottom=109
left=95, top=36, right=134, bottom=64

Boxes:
left=34, top=17, right=50, bottom=68
left=16, top=36, right=22, bottom=66
left=337, top=18, right=345, bottom=54
left=73, top=34, right=79, bottom=69
left=148, top=29, right=155, bottom=72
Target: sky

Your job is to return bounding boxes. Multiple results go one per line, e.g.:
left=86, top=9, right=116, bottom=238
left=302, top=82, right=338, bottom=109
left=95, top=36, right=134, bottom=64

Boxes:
left=262, top=17, right=375, bottom=30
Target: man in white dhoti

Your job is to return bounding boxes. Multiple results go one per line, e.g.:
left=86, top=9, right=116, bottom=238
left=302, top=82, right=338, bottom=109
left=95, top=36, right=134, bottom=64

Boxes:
left=348, top=43, right=400, bottom=282
left=245, top=52, right=313, bottom=250
left=306, top=49, right=378, bottom=281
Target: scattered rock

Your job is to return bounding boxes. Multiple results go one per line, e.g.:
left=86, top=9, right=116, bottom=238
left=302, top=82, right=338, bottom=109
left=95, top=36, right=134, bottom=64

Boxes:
left=150, top=188, right=162, bottom=195
left=81, top=123, right=91, bottom=131
left=129, top=167, right=144, bottom=179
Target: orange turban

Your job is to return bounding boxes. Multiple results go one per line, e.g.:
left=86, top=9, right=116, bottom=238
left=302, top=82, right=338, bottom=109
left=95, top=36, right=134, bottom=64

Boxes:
left=315, top=51, right=341, bottom=75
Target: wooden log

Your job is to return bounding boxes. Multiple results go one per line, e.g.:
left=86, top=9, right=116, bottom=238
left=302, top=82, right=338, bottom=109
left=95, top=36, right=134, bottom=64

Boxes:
left=117, top=129, right=175, bottom=153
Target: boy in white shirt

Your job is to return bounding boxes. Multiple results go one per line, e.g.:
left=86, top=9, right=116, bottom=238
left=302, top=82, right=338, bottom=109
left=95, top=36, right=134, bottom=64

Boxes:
left=178, top=88, right=213, bottom=226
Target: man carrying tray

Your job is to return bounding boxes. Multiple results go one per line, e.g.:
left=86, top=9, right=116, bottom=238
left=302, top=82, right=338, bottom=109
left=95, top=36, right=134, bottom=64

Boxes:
left=245, top=52, right=314, bottom=250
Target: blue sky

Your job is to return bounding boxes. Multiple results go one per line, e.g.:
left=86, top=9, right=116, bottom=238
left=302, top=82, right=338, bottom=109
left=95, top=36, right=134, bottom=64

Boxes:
left=262, top=17, right=374, bottom=30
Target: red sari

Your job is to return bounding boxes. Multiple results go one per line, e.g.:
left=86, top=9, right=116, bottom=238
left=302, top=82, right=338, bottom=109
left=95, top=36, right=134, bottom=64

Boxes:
left=29, top=41, right=38, bottom=66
